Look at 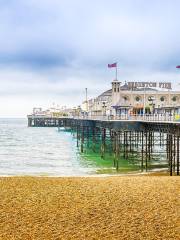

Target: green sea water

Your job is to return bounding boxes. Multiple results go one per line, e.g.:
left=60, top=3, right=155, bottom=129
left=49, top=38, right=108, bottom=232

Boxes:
left=72, top=130, right=169, bottom=175
left=0, top=119, right=168, bottom=176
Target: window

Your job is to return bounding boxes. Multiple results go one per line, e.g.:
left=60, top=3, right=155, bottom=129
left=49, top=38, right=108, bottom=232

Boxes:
left=172, top=96, right=177, bottom=102
left=135, top=96, right=140, bottom=102
left=114, top=88, right=116, bottom=92
left=148, top=96, right=155, bottom=102
left=160, top=96, right=165, bottom=102
left=123, top=96, right=128, bottom=101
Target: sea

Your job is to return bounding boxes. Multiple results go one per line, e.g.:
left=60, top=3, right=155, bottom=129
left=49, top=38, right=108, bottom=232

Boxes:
left=0, top=118, right=95, bottom=176
left=0, top=118, right=168, bottom=176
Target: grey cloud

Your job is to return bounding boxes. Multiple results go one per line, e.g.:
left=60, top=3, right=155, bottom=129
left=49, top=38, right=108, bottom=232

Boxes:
left=0, top=0, right=180, bottom=116
left=0, top=0, right=180, bottom=69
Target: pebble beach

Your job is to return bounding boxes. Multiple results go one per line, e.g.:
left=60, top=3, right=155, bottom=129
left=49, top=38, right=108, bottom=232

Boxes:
left=0, top=176, right=179, bottom=240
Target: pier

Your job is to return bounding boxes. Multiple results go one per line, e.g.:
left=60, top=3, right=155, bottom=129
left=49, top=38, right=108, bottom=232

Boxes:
left=27, top=114, right=180, bottom=176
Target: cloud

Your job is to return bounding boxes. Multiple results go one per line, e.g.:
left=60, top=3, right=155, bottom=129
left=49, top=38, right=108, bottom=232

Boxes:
left=0, top=0, right=180, bottom=116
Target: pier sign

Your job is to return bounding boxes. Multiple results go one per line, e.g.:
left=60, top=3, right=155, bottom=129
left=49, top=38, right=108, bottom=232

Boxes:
left=128, top=82, right=172, bottom=90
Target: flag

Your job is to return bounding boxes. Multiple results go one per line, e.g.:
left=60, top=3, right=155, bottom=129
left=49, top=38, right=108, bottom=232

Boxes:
left=108, top=63, right=117, bottom=68
left=176, top=65, right=180, bottom=68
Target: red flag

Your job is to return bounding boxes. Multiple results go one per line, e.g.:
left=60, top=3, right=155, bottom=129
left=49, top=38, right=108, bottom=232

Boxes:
left=108, top=63, right=117, bottom=68
left=176, top=65, right=180, bottom=68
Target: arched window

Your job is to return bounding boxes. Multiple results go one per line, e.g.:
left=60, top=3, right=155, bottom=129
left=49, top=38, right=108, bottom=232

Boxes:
left=160, top=96, right=165, bottom=102
left=172, top=96, right=177, bottom=102
left=135, top=96, right=140, bottom=102
left=122, top=96, right=129, bottom=101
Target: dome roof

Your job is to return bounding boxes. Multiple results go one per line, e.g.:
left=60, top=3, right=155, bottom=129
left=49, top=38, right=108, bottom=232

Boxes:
left=97, top=89, right=112, bottom=98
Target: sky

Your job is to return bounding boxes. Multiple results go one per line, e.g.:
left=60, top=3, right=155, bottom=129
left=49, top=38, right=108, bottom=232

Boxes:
left=0, top=0, right=180, bottom=117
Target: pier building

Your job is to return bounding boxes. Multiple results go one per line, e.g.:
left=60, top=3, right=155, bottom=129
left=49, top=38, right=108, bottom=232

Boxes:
left=85, top=81, right=180, bottom=117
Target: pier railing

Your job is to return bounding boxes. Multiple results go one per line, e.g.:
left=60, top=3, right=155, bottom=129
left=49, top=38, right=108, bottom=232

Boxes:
left=74, top=114, right=180, bottom=123
left=28, top=113, right=180, bottom=123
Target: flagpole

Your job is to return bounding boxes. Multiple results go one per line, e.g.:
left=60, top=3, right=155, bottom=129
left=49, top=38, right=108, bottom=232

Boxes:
left=108, top=62, right=118, bottom=80
left=115, top=63, right=117, bottom=80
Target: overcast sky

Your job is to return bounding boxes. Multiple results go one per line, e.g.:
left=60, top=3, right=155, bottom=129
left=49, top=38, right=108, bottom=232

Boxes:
left=0, top=0, right=180, bottom=117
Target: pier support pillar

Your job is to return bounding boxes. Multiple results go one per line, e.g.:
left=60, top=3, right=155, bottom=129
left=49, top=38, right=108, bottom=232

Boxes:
left=101, top=128, right=106, bottom=159
left=177, top=136, right=179, bottom=176
left=141, top=131, right=144, bottom=172
left=81, top=126, right=84, bottom=153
